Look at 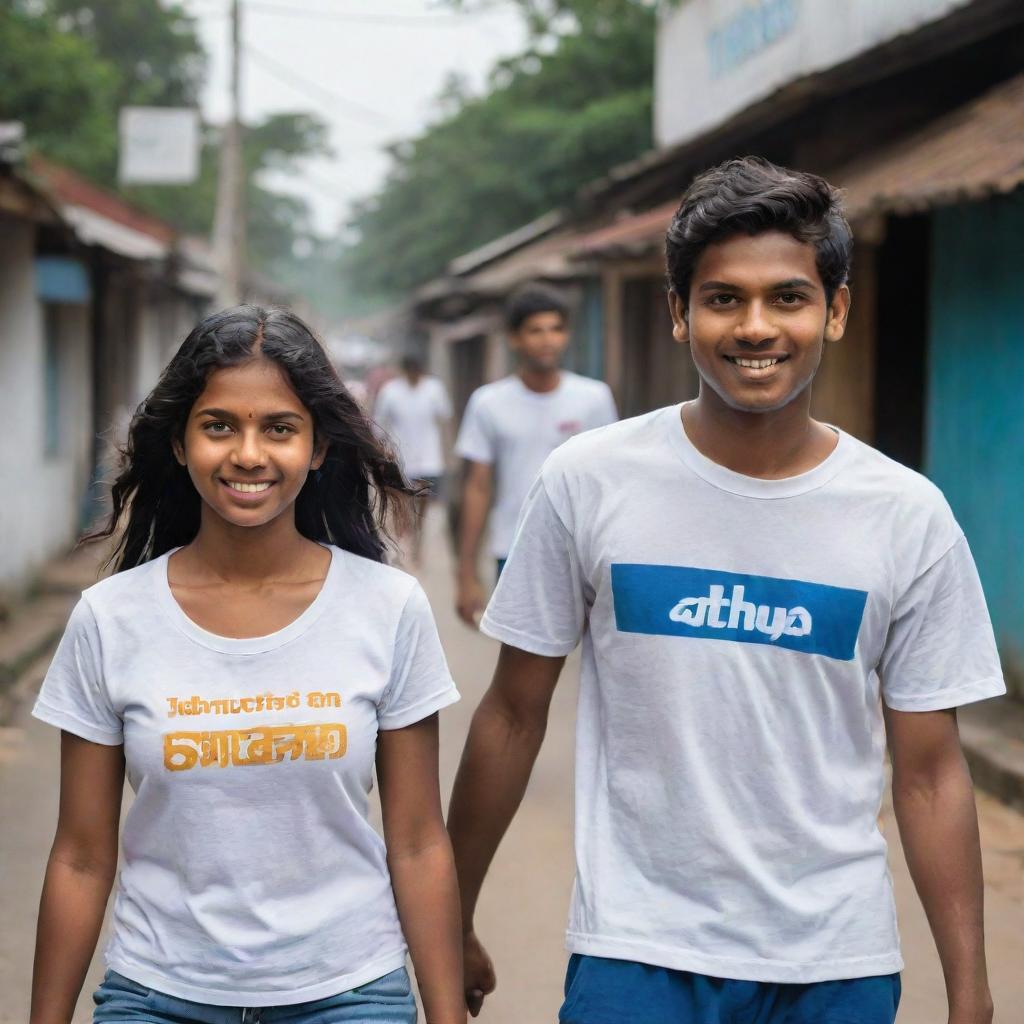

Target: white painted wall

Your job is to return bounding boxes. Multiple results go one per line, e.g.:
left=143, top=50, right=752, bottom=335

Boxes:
left=0, top=214, right=93, bottom=592
left=655, top=0, right=975, bottom=148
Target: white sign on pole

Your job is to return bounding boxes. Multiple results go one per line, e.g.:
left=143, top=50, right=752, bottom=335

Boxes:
left=118, top=107, right=200, bottom=185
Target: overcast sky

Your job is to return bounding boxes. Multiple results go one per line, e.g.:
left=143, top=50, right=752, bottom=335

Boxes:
left=180, top=0, right=528, bottom=234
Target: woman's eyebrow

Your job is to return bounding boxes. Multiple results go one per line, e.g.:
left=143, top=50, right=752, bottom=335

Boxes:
left=195, top=408, right=306, bottom=421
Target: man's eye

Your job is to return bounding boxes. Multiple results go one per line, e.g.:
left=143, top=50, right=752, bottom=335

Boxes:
left=776, top=293, right=804, bottom=305
left=709, top=294, right=737, bottom=306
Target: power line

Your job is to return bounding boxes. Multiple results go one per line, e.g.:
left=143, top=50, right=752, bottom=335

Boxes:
left=245, top=43, right=397, bottom=129
left=243, top=0, right=500, bottom=27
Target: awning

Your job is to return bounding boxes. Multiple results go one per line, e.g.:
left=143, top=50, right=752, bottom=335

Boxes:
left=837, top=73, right=1024, bottom=218
left=573, top=200, right=677, bottom=258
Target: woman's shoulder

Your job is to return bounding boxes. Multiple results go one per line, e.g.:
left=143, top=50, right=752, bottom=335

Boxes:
left=327, top=546, right=420, bottom=604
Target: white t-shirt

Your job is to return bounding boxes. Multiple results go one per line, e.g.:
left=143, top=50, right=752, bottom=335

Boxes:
left=33, top=546, right=459, bottom=1006
left=481, top=404, right=1004, bottom=984
left=454, top=372, right=618, bottom=558
left=374, top=375, right=452, bottom=479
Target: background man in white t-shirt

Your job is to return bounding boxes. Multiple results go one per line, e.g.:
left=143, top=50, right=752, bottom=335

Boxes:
left=374, top=354, right=452, bottom=564
left=453, top=286, right=617, bottom=625
left=446, top=158, right=1004, bottom=1024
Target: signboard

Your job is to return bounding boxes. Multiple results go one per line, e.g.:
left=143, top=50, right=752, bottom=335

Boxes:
left=118, top=107, right=200, bottom=185
left=655, top=0, right=976, bottom=149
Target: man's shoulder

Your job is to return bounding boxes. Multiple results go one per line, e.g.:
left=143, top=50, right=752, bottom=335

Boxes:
left=561, top=371, right=613, bottom=400
left=843, top=433, right=951, bottom=512
left=544, top=406, right=670, bottom=481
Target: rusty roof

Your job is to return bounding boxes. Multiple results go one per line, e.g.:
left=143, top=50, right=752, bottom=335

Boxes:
left=837, top=72, right=1024, bottom=217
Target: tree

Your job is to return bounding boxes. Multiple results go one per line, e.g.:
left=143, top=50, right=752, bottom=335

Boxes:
left=342, top=1, right=656, bottom=298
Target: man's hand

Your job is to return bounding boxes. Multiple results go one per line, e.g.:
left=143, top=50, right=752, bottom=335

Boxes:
left=948, top=988, right=994, bottom=1024
left=456, top=575, right=486, bottom=627
left=463, top=930, right=496, bottom=1018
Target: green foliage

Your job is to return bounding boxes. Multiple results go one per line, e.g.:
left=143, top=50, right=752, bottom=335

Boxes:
left=0, top=6, right=119, bottom=181
left=1, top=1, right=329, bottom=284
left=344, top=1, right=656, bottom=298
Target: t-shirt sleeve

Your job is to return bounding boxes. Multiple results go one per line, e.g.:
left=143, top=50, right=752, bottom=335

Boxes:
left=592, top=383, right=619, bottom=428
left=378, top=583, right=460, bottom=730
left=480, top=473, right=586, bottom=657
left=454, top=390, right=494, bottom=464
left=434, top=380, right=453, bottom=421
left=32, top=598, right=123, bottom=745
left=880, top=535, right=1005, bottom=711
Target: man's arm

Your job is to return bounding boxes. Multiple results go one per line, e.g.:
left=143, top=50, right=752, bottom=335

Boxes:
left=455, top=460, right=493, bottom=627
left=884, top=704, right=993, bottom=1024
left=447, top=644, right=565, bottom=1016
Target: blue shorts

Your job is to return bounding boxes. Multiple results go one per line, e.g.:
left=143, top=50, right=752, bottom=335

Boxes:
left=93, top=968, right=417, bottom=1023
left=558, top=954, right=901, bottom=1024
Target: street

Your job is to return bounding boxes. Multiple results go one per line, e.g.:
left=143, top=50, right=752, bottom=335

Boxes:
left=1, top=510, right=1023, bottom=1022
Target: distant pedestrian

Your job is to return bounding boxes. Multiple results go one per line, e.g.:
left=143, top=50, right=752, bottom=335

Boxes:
left=30, top=307, right=466, bottom=1023
left=447, top=158, right=1004, bottom=1024
left=374, top=354, right=453, bottom=565
left=453, top=285, right=617, bottom=626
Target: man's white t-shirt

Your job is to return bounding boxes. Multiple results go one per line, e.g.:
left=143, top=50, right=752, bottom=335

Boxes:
left=374, top=375, right=452, bottom=479
left=33, top=546, right=459, bottom=1005
left=481, top=405, right=1005, bottom=984
left=454, top=371, right=618, bottom=559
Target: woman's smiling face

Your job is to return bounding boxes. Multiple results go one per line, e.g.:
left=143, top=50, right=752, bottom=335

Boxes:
left=670, top=230, right=850, bottom=414
left=174, top=357, right=325, bottom=530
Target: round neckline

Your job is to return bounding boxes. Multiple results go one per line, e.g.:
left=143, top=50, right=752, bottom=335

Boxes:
left=667, top=402, right=854, bottom=499
left=154, top=545, right=338, bottom=654
left=512, top=371, right=569, bottom=401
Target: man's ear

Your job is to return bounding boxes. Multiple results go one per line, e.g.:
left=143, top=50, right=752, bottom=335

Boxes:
left=825, top=284, right=851, bottom=344
left=172, top=437, right=186, bottom=466
left=668, top=290, right=690, bottom=344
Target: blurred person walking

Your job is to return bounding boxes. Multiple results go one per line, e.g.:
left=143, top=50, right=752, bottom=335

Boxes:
left=29, top=307, right=466, bottom=1024
left=447, top=159, right=1003, bottom=1024
left=453, top=286, right=617, bottom=626
left=375, top=355, right=453, bottom=566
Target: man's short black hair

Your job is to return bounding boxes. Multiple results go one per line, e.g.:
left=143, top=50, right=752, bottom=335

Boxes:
left=505, top=284, right=569, bottom=332
left=666, top=156, right=853, bottom=305
left=400, top=353, right=423, bottom=375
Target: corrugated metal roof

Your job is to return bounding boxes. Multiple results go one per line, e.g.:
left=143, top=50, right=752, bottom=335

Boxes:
left=573, top=200, right=677, bottom=257
left=838, top=72, right=1024, bottom=216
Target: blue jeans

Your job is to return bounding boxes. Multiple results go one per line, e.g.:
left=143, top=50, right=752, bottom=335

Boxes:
left=559, top=954, right=901, bottom=1024
left=93, top=968, right=417, bottom=1023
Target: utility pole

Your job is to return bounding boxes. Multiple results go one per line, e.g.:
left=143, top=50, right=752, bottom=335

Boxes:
left=213, top=0, right=245, bottom=307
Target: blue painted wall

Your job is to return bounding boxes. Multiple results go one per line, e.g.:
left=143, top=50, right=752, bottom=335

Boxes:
left=927, top=191, right=1024, bottom=678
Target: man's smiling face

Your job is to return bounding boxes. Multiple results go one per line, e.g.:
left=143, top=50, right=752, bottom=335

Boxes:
left=669, top=230, right=850, bottom=414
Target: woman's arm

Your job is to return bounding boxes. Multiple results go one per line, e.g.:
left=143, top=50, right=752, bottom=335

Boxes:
left=884, top=704, right=993, bottom=1024
left=31, top=731, right=124, bottom=1024
left=377, top=714, right=465, bottom=1024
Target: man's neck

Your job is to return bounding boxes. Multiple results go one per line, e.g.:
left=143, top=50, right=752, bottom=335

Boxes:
left=518, top=366, right=561, bottom=394
left=681, top=391, right=837, bottom=479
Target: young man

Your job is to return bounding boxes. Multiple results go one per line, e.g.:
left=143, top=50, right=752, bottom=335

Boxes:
left=453, top=285, right=617, bottom=625
left=374, top=353, right=452, bottom=563
left=447, top=158, right=1004, bottom=1024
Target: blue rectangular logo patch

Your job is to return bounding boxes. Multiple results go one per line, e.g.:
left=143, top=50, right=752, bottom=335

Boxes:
left=611, top=564, right=867, bottom=661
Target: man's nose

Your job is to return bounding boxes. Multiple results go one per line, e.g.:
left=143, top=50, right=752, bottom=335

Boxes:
left=734, top=300, right=779, bottom=345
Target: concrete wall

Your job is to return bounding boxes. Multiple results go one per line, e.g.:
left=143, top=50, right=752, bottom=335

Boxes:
left=0, top=214, right=93, bottom=592
left=926, top=191, right=1024, bottom=696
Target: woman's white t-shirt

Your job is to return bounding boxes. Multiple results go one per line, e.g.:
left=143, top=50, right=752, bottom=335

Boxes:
left=33, top=545, right=459, bottom=1006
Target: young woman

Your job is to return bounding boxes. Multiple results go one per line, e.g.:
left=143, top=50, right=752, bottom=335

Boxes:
left=30, top=306, right=466, bottom=1023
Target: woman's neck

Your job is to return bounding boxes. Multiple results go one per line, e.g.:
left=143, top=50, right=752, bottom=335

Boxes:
left=182, top=508, right=322, bottom=584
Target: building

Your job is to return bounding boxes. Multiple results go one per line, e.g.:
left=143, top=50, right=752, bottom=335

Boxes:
left=413, top=0, right=1024, bottom=694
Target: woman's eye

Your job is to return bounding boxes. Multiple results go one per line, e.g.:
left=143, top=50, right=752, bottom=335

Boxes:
left=269, top=424, right=295, bottom=436
left=204, top=421, right=231, bottom=434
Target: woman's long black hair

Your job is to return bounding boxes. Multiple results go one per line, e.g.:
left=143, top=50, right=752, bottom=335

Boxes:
left=87, top=305, right=415, bottom=571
